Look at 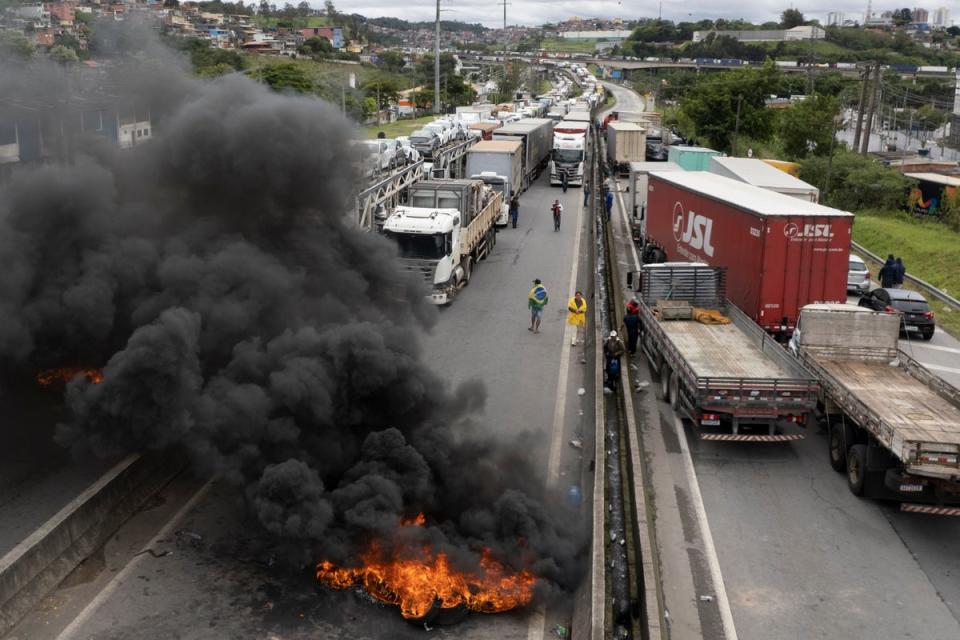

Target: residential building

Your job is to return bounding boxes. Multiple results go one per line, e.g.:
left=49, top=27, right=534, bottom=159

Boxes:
left=558, top=29, right=631, bottom=41
left=933, top=7, right=950, bottom=27
left=913, top=7, right=929, bottom=23
left=826, top=12, right=845, bottom=26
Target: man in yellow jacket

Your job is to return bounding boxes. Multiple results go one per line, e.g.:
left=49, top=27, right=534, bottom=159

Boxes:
left=567, top=290, right=587, bottom=346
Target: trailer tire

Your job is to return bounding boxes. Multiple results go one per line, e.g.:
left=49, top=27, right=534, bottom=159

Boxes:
left=828, top=424, right=846, bottom=472
left=669, top=371, right=680, bottom=411
left=657, top=363, right=671, bottom=402
left=847, top=444, right=867, bottom=496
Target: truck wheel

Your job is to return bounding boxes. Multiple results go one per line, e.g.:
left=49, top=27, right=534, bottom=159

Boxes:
left=669, top=371, right=680, bottom=411
left=846, top=444, right=867, bottom=496
left=828, top=424, right=846, bottom=472
left=657, top=363, right=671, bottom=402
left=462, top=257, right=473, bottom=285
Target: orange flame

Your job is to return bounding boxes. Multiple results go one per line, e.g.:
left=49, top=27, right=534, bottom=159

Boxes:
left=316, top=516, right=535, bottom=619
left=36, top=367, right=104, bottom=386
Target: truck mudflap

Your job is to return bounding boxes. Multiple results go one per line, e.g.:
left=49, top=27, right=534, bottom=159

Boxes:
left=900, top=504, right=960, bottom=516
left=701, top=433, right=805, bottom=442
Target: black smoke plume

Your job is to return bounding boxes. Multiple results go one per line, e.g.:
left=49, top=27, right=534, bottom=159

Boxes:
left=0, top=48, right=583, bottom=598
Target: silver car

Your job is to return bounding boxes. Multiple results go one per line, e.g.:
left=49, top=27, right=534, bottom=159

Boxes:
left=847, top=254, right=870, bottom=294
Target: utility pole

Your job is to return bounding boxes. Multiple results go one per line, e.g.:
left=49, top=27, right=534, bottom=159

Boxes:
left=824, top=112, right=840, bottom=201
left=434, top=0, right=441, bottom=115
left=860, top=61, right=881, bottom=155
left=807, top=27, right=816, bottom=95
left=853, top=64, right=870, bottom=150
left=732, top=94, right=743, bottom=155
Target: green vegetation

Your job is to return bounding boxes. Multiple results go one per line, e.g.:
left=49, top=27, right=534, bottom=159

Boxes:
left=852, top=210, right=960, bottom=337
left=363, top=115, right=436, bottom=139
left=801, top=150, right=913, bottom=211
left=539, top=38, right=600, bottom=54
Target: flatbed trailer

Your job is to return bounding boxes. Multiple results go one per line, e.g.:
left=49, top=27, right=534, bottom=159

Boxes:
left=791, top=304, right=960, bottom=510
left=635, top=264, right=819, bottom=441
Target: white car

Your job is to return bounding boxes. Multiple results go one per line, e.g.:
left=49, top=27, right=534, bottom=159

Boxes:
left=362, top=139, right=400, bottom=174
left=847, top=254, right=870, bottom=294
left=395, top=137, right=421, bottom=163
left=424, top=121, right=453, bottom=145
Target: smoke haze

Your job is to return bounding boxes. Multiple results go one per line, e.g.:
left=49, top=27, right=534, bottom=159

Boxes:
left=0, top=40, right=583, bottom=601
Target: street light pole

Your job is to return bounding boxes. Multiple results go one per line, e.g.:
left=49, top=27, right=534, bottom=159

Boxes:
left=434, top=0, right=441, bottom=115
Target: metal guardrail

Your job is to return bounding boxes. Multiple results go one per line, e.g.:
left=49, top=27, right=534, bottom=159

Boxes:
left=851, top=240, right=960, bottom=311
left=356, top=160, right=424, bottom=231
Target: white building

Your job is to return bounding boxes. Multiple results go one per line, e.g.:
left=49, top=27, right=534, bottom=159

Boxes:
left=558, top=29, right=632, bottom=41
left=826, top=12, right=845, bottom=26
left=933, top=7, right=950, bottom=27
left=692, top=25, right=824, bottom=43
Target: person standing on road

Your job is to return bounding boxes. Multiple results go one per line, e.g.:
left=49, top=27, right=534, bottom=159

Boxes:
left=567, top=290, right=587, bottom=346
left=583, top=182, right=590, bottom=206
left=604, top=190, right=614, bottom=221
left=528, top=279, right=549, bottom=334
left=623, top=302, right=640, bottom=355
left=551, top=200, right=563, bottom=231
left=894, top=256, right=906, bottom=287
left=509, top=197, right=519, bottom=229
left=562, top=172, right=569, bottom=193
left=603, top=330, right=626, bottom=390
left=879, top=254, right=897, bottom=288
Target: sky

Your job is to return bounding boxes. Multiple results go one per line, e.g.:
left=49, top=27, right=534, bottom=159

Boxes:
left=342, top=1, right=957, bottom=28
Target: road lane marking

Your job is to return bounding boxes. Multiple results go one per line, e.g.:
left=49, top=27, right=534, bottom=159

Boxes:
left=674, top=417, right=739, bottom=640
left=904, top=342, right=960, bottom=356
left=57, top=479, right=214, bottom=640
left=610, top=165, right=738, bottom=639
left=919, top=363, right=960, bottom=375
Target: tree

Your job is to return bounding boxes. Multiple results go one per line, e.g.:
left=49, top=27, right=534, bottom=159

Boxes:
left=800, top=150, right=912, bottom=211
left=163, top=0, right=180, bottom=8
left=679, top=63, right=780, bottom=151
left=781, top=8, right=805, bottom=29
left=49, top=44, right=79, bottom=65
left=362, top=76, right=402, bottom=110
left=947, top=26, right=960, bottom=37
left=258, top=62, right=313, bottom=93
left=892, top=8, right=912, bottom=27
left=375, top=49, right=406, bottom=73
left=297, top=1, right=310, bottom=16
left=300, top=36, right=332, bottom=55
left=779, top=94, right=840, bottom=160
left=0, top=30, right=34, bottom=59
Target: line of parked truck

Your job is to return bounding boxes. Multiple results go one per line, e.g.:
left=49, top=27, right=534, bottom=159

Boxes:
left=620, top=138, right=960, bottom=511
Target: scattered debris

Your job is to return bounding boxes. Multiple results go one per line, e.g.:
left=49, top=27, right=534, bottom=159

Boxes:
left=175, top=529, right=203, bottom=541
left=577, top=387, right=586, bottom=396
left=619, top=538, right=625, bottom=546
left=634, top=380, right=650, bottom=388
left=552, top=623, right=569, bottom=638
left=610, top=531, right=617, bottom=542
left=134, top=548, right=173, bottom=559
left=699, top=595, right=714, bottom=603
left=423, top=623, right=433, bottom=632
left=603, top=387, right=613, bottom=395
left=569, top=439, right=583, bottom=450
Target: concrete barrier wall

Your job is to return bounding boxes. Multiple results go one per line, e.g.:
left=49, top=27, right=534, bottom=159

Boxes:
left=0, top=453, right=182, bottom=635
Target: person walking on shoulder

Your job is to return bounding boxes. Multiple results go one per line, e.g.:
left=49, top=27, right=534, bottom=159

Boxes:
left=567, top=290, right=587, bottom=346
left=879, top=254, right=896, bottom=289
left=551, top=200, right=563, bottom=231
left=528, top=279, right=549, bottom=334
left=603, top=330, right=626, bottom=390
left=894, top=256, right=905, bottom=288
left=604, top=190, right=614, bottom=221
left=623, top=304, right=640, bottom=355
left=509, top=197, right=519, bottom=229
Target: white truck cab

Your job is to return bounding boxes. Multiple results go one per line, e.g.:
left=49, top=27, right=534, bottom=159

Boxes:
left=382, top=207, right=461, bottom=304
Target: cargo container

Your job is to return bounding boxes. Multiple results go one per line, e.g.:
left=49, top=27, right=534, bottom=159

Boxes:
left=668, top=146, right=721, bottom=171
left=626, top=161, right=683, bottom=242
left=607, top=121, right=646, bottom=172
left=465, top=140, right=523, bottom=226
left=709, top=156, right=820, bottom=203
left=469, top=122, right=501, bottom=140
left=644, top=171, right=854, bottom=335
left=492, top=118, right=554, bottom=189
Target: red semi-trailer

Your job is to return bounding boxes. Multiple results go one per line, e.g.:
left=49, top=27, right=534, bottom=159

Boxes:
left=644, top=171, right=854, bottom=335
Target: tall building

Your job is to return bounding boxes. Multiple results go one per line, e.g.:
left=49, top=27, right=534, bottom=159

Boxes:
left=933, top=6, right=950, bottom=27
left=913, top=7, right=929, bottom=22
left=827, top=12, right=845, bottom=26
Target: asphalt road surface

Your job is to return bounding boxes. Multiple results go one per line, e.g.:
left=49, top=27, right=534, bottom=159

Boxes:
left=605, top=84, right=960, bottom=640
left=602, top=82, right=645, bottom=114
left=6, top=172, right=596, bottom=640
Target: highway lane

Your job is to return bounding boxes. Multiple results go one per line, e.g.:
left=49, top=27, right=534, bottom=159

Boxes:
left=601, top=82, right=960, bottom=640
left=607, top=170, right=960, bottom=640
left=5, top=173, right=596, bottom=640
left=602, top=82, right=645, bottom=114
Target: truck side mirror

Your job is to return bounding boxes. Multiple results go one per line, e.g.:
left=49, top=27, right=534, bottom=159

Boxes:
left=626, top=271, right=634, bottom=287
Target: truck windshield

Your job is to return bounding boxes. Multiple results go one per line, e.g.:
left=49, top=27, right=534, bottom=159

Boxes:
left=383, top=231, right=449, bottom=260
left=555, top=149, right=584, bottom=163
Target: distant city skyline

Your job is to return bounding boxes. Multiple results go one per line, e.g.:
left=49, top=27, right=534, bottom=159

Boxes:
left=338, top=1, right=958, bottom=28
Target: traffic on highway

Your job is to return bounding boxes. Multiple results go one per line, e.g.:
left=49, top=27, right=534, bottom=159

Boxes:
left=3, top=35, right=960, bottom=640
